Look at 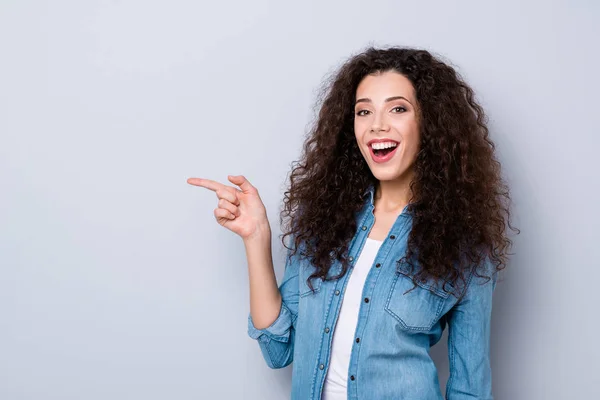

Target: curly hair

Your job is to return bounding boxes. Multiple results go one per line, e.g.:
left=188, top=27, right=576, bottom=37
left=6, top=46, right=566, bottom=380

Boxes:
left=280, top=45, right=518, bottom=297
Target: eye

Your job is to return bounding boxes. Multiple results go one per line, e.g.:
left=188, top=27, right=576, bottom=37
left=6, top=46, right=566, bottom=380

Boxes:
left=391, top=106, right=407, bottom=113
left=356, top=109, right=370, bottom=116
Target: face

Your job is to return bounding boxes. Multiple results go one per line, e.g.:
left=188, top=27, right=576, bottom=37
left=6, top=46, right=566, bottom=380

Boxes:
left=354, top=70, right=420, bottom=183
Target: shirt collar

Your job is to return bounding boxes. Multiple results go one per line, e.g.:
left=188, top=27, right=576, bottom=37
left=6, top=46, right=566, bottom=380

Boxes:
left=363, top=183, right=376, bottom=206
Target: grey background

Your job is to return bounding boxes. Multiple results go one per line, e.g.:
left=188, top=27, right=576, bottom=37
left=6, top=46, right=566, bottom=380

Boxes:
left=1, top=0, right=598, bottom=399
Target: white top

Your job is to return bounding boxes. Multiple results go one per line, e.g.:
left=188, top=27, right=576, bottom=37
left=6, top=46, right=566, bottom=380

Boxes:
left=322, top=237, right=383, bottom=400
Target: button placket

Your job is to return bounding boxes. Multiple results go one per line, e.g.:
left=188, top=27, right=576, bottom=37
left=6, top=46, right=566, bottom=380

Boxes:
left=321, top=214, right=371, bottom=393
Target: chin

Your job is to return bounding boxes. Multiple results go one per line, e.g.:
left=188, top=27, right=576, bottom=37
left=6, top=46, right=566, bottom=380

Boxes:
left=368, top=162, right=413, bottom=182
left=371, top=169, right=405, bottom=181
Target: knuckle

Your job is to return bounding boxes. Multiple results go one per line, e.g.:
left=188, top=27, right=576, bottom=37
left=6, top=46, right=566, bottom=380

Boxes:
left=225, top=187, right=236, bottom=198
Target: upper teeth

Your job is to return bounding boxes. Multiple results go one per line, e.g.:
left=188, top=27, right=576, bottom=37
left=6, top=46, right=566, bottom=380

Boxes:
left=371, top=142, right=398, bottom=150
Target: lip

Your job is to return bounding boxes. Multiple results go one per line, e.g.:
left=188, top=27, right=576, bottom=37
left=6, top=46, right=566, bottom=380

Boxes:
left=367, top=138, right=400, bottom=147
left=368, top=140, right=399, bottom=164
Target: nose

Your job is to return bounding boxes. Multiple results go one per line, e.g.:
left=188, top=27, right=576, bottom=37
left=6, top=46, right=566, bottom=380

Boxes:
left=370, top=112, right=390, bottom=133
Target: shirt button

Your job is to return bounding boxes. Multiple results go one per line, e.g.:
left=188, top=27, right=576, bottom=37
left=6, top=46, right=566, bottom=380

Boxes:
left=361, top=226, right=367, bottom=231
left=349, top=256, right=354, bottom=262
left=375, top=263, right=381, bottom=268
left=389, top=235, right=396, bottom=239
left=335, top=290, right=340, bottom=295
left=319, top=364, right=325, bottom=370
left=364, top=297, right=369, bottom=303
left=350, top=375, right=355, bottom=381
left=355, top=337, right=360, bottom=343
left=324, top=327, right=330, bottom=333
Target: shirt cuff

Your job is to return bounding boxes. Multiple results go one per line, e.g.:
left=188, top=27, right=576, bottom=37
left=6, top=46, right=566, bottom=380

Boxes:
left=247, top=301, right=293, bottom=343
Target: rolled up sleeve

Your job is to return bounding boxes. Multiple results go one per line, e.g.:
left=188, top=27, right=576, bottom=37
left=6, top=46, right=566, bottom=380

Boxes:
left=247, top=243, right=300, bottom=369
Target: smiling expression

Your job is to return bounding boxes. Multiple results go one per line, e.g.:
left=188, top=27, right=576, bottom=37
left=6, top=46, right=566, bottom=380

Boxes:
left=354, top=70, right=421, bottom=182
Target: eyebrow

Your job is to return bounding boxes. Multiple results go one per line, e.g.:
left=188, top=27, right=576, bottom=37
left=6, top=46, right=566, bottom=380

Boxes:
left=355, top=96, right=413, bottom=105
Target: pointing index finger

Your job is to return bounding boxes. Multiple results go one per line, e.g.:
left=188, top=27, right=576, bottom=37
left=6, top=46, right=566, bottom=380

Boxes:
left=187, top=178, right=225, bottom=192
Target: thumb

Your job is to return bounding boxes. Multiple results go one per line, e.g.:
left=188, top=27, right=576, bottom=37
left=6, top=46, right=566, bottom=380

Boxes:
left=227, top=175, right=256, bottom=193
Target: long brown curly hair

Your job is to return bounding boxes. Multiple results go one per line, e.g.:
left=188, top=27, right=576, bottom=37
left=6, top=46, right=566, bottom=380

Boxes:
left=280, top=45, right=518, bottom=297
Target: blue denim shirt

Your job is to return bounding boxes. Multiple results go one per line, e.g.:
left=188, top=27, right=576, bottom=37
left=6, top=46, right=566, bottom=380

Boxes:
left=248, top=185, right=497, bottom=400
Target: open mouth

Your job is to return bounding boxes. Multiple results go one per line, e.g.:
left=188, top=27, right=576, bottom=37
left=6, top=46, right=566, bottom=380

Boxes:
left=369, top=142, right=398, bottom=163
left=373, top=147, right=395, bottom=157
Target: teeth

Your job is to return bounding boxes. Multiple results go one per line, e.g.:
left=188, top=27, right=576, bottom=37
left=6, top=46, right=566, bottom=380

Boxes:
left=371, top=142, right=398, bottom=150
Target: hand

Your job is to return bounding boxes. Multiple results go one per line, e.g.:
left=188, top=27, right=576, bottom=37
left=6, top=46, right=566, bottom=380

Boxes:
left=187, top=175, right=270, bottom=240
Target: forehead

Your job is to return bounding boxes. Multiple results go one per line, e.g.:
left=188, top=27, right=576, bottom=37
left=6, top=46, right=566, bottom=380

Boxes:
left=355, top=70, right=416, bottom=103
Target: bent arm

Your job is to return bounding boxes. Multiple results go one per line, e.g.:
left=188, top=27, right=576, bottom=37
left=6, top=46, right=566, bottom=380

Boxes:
left=246, top=232, right=300, bottom=369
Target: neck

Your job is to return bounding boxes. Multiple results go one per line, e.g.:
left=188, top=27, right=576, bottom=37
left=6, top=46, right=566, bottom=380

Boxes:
left=374, top=172, right=414, bottom=213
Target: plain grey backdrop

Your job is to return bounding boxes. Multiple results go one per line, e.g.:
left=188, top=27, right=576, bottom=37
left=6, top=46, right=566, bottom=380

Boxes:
left=1, top=0, right=598, bottom=399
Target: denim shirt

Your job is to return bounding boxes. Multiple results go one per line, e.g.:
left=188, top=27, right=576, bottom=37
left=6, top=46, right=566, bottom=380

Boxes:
left=247, top=185, right=498, bottom=400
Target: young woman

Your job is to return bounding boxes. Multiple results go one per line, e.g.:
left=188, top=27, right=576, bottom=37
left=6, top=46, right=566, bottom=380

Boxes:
left=188, top=46, right=516, bottom=400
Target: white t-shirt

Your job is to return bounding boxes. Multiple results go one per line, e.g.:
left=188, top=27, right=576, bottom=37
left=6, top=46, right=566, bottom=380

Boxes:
left=322, top=237, right=383, bottom=400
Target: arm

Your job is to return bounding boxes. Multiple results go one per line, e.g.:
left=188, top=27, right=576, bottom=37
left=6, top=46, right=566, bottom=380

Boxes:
left=247, top=235, right=300, bottom=369
left=446, top=258, right=498, bottom=400
left=186, top=175, right=296, bottom=368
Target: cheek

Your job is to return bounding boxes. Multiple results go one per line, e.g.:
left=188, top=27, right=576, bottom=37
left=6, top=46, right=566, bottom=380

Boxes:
left=354, top=123, right=366, bottom=144
left=403, top=131, right=421, bottom=158
left=353, top=121, right=361, bottom=138
left=354, top=116, right=371, bottom=133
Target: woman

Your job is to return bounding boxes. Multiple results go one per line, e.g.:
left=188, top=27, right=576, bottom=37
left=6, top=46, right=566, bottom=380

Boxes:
left=188, top=46, right=516, bottom=399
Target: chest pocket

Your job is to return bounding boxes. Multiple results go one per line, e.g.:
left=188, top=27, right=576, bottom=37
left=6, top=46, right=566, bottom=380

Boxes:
left=384, top=262, right=454, bottom=331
